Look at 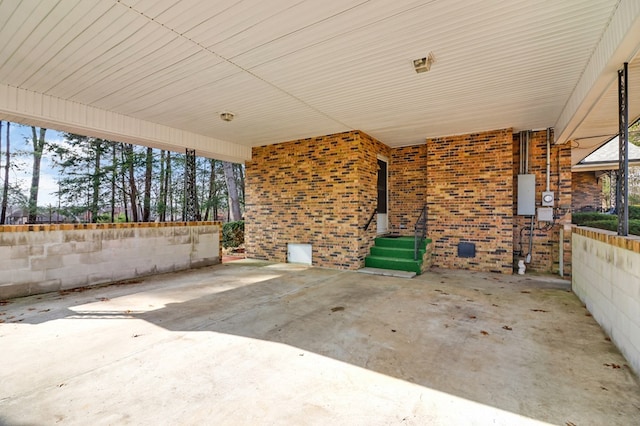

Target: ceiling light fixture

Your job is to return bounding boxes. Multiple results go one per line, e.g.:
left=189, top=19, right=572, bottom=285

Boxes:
left=220, top=111, right=235, bottom=122
left=413, top=51, right=436, bottom=73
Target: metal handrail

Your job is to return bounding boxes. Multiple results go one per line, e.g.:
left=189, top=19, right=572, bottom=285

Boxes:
left=364, top=208, right=377, bottom=230
left=414, top=204, right=428, bottom=260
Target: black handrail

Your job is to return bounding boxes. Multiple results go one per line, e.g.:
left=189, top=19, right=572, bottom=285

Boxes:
left=364, top=208, right=377, bottom=230
left=414, top=204, right=428, bottom=260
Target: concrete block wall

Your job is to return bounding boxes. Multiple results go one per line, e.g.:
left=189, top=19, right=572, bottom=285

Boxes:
left=572, top=171, right=603, bottom=212
left=425, top=129, right=514, bottom=273
left=245, top=131, right=389, bottom=270
left=0, top=222, right=221, bottom=299
left=572, top=227, right=640, bottom=376
left=512, top=130, right=573, bottom=275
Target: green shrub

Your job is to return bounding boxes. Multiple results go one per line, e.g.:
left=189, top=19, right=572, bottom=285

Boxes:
left=580, top=220, right=617, bottom=232
left=577, top=218, right=640, bottom=235
left=572, top=212, right=612, bottom=225
left=222, top=220, right=244, bottom=248
left=573, top=206, right=640, bottom=223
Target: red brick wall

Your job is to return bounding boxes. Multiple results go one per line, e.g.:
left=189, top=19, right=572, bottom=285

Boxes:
left=389, top=144, right=428, bottom=233
left=572, top=171, right=602, bottom=212
left=426, top=129, right=514, bottom=273
left=512, top=130, right=572, bottom=275
left=245, top=131, right=388, bottom=270
left=247, top=127, right=574, bottom=275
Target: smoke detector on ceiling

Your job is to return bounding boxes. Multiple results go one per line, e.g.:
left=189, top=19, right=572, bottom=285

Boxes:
left=413, top=52, right=436, bottom=73
left=220, top=111, right=235, bottom=122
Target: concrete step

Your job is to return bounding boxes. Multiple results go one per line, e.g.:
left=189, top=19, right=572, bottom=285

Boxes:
left=357, top=267, right=416, bottom=279
left=370, top=246, right=425, bottom=260
left=374, top=236, right=430, bottom=250
left=364, top=255, right=422, bottom=274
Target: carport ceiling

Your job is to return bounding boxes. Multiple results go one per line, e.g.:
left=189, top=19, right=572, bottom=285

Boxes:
left=1, top=0, right=639, bottom=161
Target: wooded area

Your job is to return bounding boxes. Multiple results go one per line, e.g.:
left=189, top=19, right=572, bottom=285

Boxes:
left=0, top=122, right=244, bottom=224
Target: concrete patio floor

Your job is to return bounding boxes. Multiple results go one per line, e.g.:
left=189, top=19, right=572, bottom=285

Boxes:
left=1, top=260, right=639, bottom=425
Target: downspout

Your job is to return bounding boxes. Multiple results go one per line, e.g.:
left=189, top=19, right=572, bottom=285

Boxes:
left=546, top=128, right=551, bottom=192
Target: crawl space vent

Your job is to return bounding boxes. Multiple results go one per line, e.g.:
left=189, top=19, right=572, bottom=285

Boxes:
left=458, top=242, right=476, bottom=258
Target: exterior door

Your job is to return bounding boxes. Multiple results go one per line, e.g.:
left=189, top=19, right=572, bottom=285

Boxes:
left=377, top=157, right=388, bottom=234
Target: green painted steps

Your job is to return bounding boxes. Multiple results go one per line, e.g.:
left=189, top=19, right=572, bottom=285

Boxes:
left=365, top=236, right=431, bottom=275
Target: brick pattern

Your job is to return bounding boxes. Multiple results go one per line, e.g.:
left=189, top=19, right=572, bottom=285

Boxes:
left=512, top=130, right=572, bottom=275
left=245, top=131, right=388, bottom=270
left=246, top=127, right=576, bottom=275
left=357, top=132, right=391, bottom=261
left=426, top=129, right=514, bottom=273
left=572, top=171, right=602, bottom=211
left=389, top=144, right=428, bottom=233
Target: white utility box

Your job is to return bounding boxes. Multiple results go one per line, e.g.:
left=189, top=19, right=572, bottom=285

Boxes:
left=537, top=207, right=554, bottom=222
left=517, top=174, right=536, bottom=216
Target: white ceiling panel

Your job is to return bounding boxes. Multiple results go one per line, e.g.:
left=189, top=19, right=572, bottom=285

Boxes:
left=0, top=0, right=637, bottom=164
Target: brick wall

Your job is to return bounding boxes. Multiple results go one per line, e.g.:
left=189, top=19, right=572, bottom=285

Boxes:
left=512, top=130, right=572, bottom=275
left=247, top=127, right=574, bottom=275
left=572, top=171, right=602, bottom=211
left=425, top=129, right=514, bottom=273
left=389, top=144, right=428, bottom=233
left=245, top=131, right=388, bottom=270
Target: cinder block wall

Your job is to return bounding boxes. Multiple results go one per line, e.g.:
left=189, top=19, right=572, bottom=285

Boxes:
left=246, top=131, right=389, bottom=270
left=512, top=130, right=572, bottom=275
left=0, top=222, right=221, bottom=299
left=572, top=171, right=603, bottom=211
left=426, top=129, right=514, bottom=273
left=572, top=228, right=640, bottom=376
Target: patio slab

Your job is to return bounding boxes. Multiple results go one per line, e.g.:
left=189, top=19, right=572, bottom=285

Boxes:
left=1, top=260, right=639, bottom=425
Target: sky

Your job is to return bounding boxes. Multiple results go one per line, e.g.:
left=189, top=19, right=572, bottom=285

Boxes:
left=1, top=122, right=62, bottom=207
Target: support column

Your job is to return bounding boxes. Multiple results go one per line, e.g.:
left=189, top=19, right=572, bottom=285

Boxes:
left=617, top=62, right=629, bottom=236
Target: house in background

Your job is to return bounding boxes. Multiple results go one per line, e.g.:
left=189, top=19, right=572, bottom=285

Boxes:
left=572, top=136, right=640, bottom=212
left=0, top=1, right=639, bottom=277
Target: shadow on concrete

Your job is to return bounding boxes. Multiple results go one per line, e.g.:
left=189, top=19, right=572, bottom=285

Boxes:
left=128, top=264, right=638, bottom=424
left=2, top=261, right=639, bottom=425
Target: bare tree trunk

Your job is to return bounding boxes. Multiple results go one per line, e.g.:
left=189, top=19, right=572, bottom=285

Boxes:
left=158, top=150, right=166, bottom=222
left=143, top=146, right=153, bottom=222
left=166, top=151, right=173, bottom=221
left=125, top=144, right=139, bottom=222
left=204, top=158, right=216, bottom=220
left=0, top=121, right=9, bottom=224
left=120, top=144, right=129, bottom=222
left=90, top=140, right=101, bottom=223
left=223, top=161, right=241, bottom=221
left=110, top=143, right=116, bottom=222
left=28, top=127, right=46, bottom=224
left=234, top=163, right=245, bottom=206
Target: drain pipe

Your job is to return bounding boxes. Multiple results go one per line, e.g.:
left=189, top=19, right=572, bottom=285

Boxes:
left=559, top=227, right=564, bottom=277
left=526, top=215, right=534, bottom=263
left=546, top=128, right=551, bottom=192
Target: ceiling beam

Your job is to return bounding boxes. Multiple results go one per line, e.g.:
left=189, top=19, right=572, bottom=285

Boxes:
left=0, top=84, right=251, bottom=163
left=554, top=0, right=640, bottom=145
